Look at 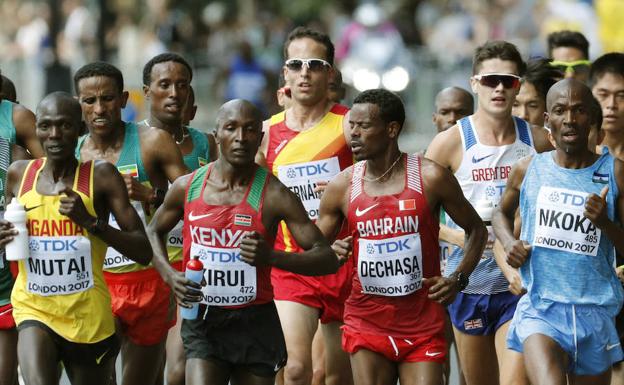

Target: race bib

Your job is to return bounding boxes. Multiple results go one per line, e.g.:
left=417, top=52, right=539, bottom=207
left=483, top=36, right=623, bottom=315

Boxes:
left=533, top=186, right=601, bottom=256
left=277, top=157, right=341, bottom=220
left=104, top=201, right=147, bottom=268
left=26, top=236, right=93, bottom=296
left=191, top=243, right=257, bottom=306
left=358, top=233, right=423, bottom=296
left=167, top=220, right=184, bottom=248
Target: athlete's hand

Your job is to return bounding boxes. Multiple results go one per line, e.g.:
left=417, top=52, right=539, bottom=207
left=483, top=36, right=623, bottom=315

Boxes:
left=507, top=269, right=526, bottom=296
left=504, top=240, right=531, bottom=268
left=331, top=236, right=352, bottom=265
left=240, top=231, right=272, bottom=266
left=585, top=186, right=609, bottom=229
left=58, top=186, right=93, bottom=228
left=165, top=270, right=204, bottom=308
left=0, top=220, right=17, bottom=247
left=123, top=175, right=156, bottom=215
left=423, top=276, right=458, bottom=305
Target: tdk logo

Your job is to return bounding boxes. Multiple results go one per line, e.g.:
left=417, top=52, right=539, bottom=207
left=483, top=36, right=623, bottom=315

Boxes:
left=287, top=163, right=331, bottom=178
left=373, top=239, right=411, bottom=254
left=199, top=248, right=243, bottom=263
left=548, top=191, right=586, bottom=206
left=34, top=239, right=79, bottom=252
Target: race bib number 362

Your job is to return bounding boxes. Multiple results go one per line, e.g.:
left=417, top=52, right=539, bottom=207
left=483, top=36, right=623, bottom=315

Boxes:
left=533, top=186, right=601, bottom=256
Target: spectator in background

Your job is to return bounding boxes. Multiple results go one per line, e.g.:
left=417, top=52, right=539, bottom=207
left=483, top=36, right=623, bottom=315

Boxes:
left=223, top=40, right=269, bottom=116
left=512, top=58, right=562, bottom=126
left=547, top=30, right=591, bottom=83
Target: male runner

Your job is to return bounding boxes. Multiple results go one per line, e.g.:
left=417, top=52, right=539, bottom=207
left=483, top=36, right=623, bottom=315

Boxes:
left=147, top=99, right=342, bottom=385
left=426, top=40, right=552, bottom=385
left=432, top=87, right=474, bottom=133
left=0, top=75, right=16, bottom=104
left=547, top=30, right=591, bottom=83
left=0, top=69, right=44, bottom=385
left=73, top=61, right=188, bottom=385
left=316, top=88, right=487, bottom=385
left=0, top=92, right=151, bottom=385
left=512, top=58, right=562, bottom=127
left=493, top=78, right=624, bottom=385
left=256, top=27, right=353, bottom=385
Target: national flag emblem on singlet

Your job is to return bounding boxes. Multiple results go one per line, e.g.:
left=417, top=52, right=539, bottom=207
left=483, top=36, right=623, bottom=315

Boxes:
left=117, top=164, right=138, bottom=178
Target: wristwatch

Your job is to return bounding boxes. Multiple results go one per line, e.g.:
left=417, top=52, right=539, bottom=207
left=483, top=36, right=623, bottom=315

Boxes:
left=451, top=271, right=469, bottom=292
left=88, top=217, right=107, bottom=235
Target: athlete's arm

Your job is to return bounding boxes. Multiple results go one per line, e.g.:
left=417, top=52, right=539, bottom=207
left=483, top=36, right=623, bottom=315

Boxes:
left=421, top=159, right=488, bottom=304
left=13, top=104, right=44, bottom=158
left=492, top=156, right=532, bottom=268
left=316, top=169, right=353, bottom=258
left=240, top=175, right=341, bottom=275
left=146, top=175, right=203, bottom=308
left=255, top=119, right=270, bottom=167
left=86, top=161, right=152, bottom=264
left=530, top=125, right=554, bottom=153
left=585, top=158, right=624, bottom=256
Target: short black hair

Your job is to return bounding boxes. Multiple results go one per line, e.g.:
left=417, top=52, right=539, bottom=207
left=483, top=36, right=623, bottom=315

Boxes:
left=473, top=40, right=526, bottom=76
left=547, top=30, right=589, bottom=59
left=589, top=52, right=624, bottom=86
left=143, top=53, right=193, bottom=86
left=74, top=62, right=124, bottom=94
left=523, top=58, right=562, bottom=102
left=353, top=89, right=405, bottom=129
left=283, top=27, right=335, bottom=65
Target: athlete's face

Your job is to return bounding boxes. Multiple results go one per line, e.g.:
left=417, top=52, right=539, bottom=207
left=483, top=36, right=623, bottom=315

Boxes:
left=284, top=38, right=333, bottom=107
left=216, top=107, right=262, bottom=166
left=432, top=91, right=473, bottom=132
left=471, top=59, right=521, bottom=118
left=144, top=61, right=190, bottom=125
left=551, top=47, right=589, bottom=82
left=349, top=103, right=399, bottom=161
left=592, top=72, right=624, bottom=134
left=545, top=84, right=592, bottom=154
left=512, top=81, right=546, bottom=126
left=36, top=101, right=82, bottom=161
left=77, top=76, right=128, bottom=136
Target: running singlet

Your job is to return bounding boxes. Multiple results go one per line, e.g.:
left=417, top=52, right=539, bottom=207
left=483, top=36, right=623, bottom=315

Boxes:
left=182, top=163, right=274, bottom=308
left=76, top=122, right=152, bottom=273
left=446, top=116, right=535, bottom=294
left=167, top=127, right=211, bottom=266
left=11, top=159, right=114, bottom=343
left=0, top=100, right=16, bottom=305
left=265, top=104, right=352, bottom=252
left=519, top=151, right=624, bottom=316
left=345, top=154, right=445, bottom=337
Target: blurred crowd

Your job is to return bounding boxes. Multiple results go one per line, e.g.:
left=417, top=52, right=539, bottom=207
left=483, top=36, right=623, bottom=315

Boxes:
left=0, top=0, right=623, bottom=149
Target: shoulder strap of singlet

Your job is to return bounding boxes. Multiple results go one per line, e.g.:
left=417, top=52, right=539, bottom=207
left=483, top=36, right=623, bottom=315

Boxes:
left=18, top=158, right=45, bottom=197
left=349, top=161, right=365, bottom=203
left=76, top=161, right=93, bottom=196
left=247, top=167, right=268, bottom=212
left=75, top=135, right=88, bottom=160
left=513, top=116, right=533, bottom=146
left=459, top=117, right=477, bottom=151
left=188, top=127, right=210, bottom=160
left=406, top=154, right=422, bottom=193
left=186, top=165, right=210, bottom=203
left=269, top=111, right=286, bottom=126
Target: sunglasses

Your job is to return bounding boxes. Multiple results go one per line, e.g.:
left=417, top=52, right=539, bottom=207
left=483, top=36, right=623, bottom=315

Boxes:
left=472, top=73, right=522, bottom=89
left=285, top=58, right=331, bottom=72
left=549, top=59, right=591, bottom=74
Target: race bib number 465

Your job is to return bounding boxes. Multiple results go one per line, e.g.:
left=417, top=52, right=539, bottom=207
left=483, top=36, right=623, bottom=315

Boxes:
left=358, top=233, right=423, bottom=296
left=26, top=236, right=93, bottom=296
left=533, top=186, right=601, bottom=256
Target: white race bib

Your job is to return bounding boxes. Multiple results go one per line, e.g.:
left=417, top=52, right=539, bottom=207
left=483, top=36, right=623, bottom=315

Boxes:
left=277, top=157, right=341, bottom=220
left=358, top=233, right=423, bottom=296
left=191, top=243, right=257, bottom=306
left=533, top=186, right=601, bottom=256
left=167, top=220, right=184, bottom=248
left=104, top=201, right=147, bottom=268
left=26, top=236, right=93, bottom=296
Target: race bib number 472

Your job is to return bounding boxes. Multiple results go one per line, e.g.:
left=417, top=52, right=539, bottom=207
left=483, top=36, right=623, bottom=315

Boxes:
left=533, top=186, right=601, bottom=256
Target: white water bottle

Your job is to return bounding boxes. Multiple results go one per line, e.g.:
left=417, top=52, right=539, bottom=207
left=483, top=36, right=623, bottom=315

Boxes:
left=4, top=198, right=29, bottom=261
left=180, top=256, right=204, bottom=320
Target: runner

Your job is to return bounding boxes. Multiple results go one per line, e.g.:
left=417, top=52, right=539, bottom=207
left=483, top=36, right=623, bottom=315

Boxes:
left=547, top=30, right=591, bottom=83
left=147, top=99, right=342, bottom=385
left=432, top=87, right=474, bottom=133
left=425, top=40, right=552, bottom=385
left=256, top=27, right=353, bottom=385
left=493, top=78, right=624, bottom=385
left=73, top=61, right=188, bottom=385
left=315, top=88, right=487, bottom=385
left=1, top=91, right=151, bottom=385
left=512, top=58, right=561, bottom=127
left=0, top=75, right=16, bottom=104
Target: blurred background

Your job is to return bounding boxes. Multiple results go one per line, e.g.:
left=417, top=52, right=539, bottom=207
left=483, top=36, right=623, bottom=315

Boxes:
left=0, top=0, right=623, bottom=152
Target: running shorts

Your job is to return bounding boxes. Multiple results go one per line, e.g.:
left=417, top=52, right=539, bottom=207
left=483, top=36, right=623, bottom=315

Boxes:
left=448, top=291, right=520, bottom=335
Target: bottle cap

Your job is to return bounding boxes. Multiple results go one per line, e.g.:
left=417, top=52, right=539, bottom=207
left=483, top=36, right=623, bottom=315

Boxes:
left=6, top=198, right=24, bottom=211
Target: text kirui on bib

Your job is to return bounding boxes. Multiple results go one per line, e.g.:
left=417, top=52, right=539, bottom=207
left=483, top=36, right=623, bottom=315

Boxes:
left=358, top=233, right=423, bottom=296
left=277, top=157, right=340, bottom=220
left=104, top=201, right=147, bottom=268
left=26, top=236, right=93, bottom=296
left=533, top=186, right=601, bottom=256
left=191, top=242, right=257, bottom=306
